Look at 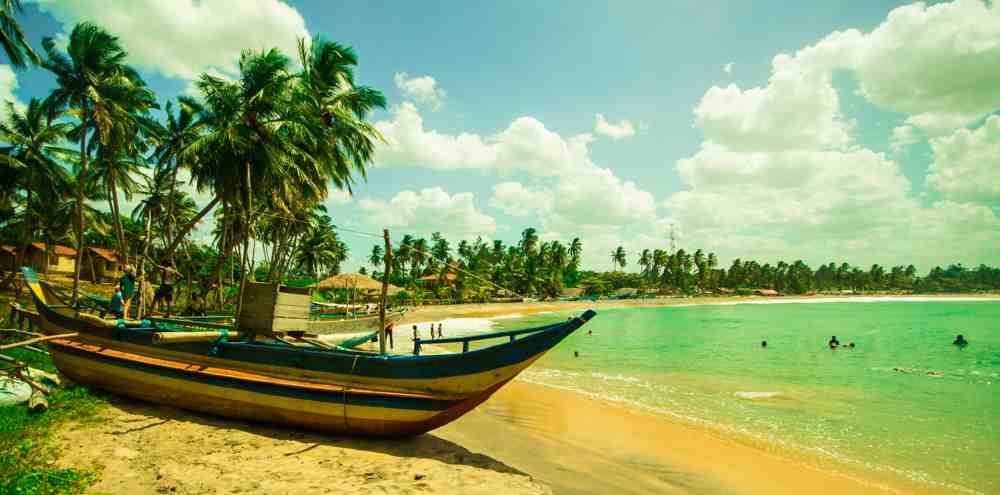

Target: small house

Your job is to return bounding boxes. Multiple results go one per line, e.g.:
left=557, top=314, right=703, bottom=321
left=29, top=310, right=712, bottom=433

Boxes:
left=82, top=247, right=121, bottom=282
left=418, top=272, right=458, bottom=286
left=27, top=243, right=77, bottom=274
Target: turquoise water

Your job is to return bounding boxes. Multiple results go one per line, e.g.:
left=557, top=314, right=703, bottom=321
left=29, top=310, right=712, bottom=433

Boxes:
left=494, top=301, right=1000, bottom=494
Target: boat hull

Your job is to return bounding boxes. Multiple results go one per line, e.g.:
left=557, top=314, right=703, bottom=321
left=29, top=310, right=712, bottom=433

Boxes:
left=48, top=337, right=530, bottom=437
left=19, top=267, right=594, bottom=437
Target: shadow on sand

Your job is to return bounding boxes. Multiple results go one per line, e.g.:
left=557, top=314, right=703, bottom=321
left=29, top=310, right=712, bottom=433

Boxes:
left=102, top=394, right=530, bottom=478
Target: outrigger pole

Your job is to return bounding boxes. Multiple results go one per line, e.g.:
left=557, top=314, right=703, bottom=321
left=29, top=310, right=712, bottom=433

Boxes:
left=378, top=229, right=393, bottom=355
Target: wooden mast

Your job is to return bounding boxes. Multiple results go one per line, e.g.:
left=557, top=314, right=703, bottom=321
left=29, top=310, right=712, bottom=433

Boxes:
left=378, top=229, right=392, bottom=354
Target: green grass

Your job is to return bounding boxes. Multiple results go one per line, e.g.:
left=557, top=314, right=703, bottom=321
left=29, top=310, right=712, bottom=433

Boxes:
left=0, top=349, right=104, bottom=495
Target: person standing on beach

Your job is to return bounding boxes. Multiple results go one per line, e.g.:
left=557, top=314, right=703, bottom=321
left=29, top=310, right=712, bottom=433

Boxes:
left=438, top=323, right=443, bottom=338
left=119, top=265, right=136, bottom=319
left=110, top=284, right=125, bottom=319
left=413, top=324, right=419, bottom=341
left=384, top=322, right=394, bottom=349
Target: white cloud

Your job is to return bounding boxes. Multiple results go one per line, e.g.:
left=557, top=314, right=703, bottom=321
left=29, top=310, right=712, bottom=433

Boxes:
left=0, top=64, right=24, bottom=120
left=723, top=62, right=733, bottom=75
left=594, top=113, right=637, bottom=140
left=693, top=72, right=853, bottom=152
left=326, top=188, right=353, bottom=206
left=926, top=115, right=1000, bottom=203
left=374, top=102, right=496, bottom=170
left=358, top=188, right=496, bottom=239
left=33, top=0, right=310, bottom=80
left=889, top=125, right=921, bottom=154
left=393, top=72, right=446, bottom=111
left=489, top=182, right=551, bottom=217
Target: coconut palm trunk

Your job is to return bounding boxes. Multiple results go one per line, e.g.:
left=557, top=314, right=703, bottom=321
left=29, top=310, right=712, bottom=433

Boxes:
left=71, top=101, right=89, bottom=304
left=161, top=196, right=220, bottom=262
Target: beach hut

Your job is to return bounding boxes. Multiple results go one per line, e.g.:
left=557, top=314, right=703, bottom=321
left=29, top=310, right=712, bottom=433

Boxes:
left=26, top=243, right=76, bottom=274
left=755, top=288, right=779, bottom=296
left=82, top=247, right=121, bottom=282
left=418, top=272, right=458, bottom=286
left=313, top=272, right=401, bottom=303
left=0, top=245, right=16, bottom=271
left=561, top=287, right=584, bottom=298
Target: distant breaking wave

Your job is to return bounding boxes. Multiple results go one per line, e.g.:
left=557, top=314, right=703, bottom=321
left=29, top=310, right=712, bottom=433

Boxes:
left=675, top=296, right=995, bottom=308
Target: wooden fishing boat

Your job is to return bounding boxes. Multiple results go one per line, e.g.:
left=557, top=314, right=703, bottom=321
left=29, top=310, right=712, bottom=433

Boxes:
left=20, top=268, right=594, bottom=437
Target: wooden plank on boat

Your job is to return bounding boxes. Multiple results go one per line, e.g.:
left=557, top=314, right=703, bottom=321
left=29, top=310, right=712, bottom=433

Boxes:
left=147, top=317, right=233, bottom=330
left=0, top=332, right=78, bottom=351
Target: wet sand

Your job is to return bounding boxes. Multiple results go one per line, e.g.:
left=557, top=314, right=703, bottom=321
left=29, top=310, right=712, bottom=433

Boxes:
left=437, top=380, right=960, bottom=495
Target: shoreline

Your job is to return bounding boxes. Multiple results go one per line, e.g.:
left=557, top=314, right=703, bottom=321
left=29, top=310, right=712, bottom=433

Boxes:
left=438, top=379, right=962, bottom=495
left=399, top=293, right=1000, bottom=324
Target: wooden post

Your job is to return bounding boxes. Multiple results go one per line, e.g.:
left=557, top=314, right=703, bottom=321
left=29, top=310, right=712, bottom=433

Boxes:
left=378, top=229, right=392, bottom=355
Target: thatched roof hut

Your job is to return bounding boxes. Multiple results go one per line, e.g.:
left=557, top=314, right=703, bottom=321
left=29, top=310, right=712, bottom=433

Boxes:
left=313, top=272, right=401, bottom=294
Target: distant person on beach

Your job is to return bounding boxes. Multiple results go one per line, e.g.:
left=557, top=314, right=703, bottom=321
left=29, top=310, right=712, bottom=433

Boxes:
left=384, top=322, right=394, bottom=349
left=953, top=334, right=968, bottom=346
left=438, top=323, right=444, bottom=338
left=761, top=340, right=767, bottom=348
left=828, top=336, right=840, bottom=349
left=588, top=330, right=592, bottom=336
left=413, top=325, right=419, bottom=340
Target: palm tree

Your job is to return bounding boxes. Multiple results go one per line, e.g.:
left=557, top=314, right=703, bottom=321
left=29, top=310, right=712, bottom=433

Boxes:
left=638, top=249, right=652, bottom=279
left=368, top=245, right=383, bottom=270
left=0, top=98, right=73, bottom=269
left=0, top=0, right=39, bottom=68
left=162, top=37, right=384, bottom=264
left=410, top=237, right=429, bottom=279
left=149, top=98, right=201, bottom=261
left=611, top=246, right=627, bottom=272
left=569, top=238, right=582, bottom=267
left=43, top=22, right=150, bottom=302
left=519, top=228, right=539, bottom=257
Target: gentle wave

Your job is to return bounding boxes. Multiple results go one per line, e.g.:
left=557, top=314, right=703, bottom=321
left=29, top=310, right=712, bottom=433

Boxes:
left=673, top=296, right=997, bottom=308
left=734, top=391, right=782, bottom=399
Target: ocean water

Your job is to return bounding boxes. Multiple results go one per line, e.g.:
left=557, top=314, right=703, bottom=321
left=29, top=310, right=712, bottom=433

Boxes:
left=492, top=301, right=1000, bottom=494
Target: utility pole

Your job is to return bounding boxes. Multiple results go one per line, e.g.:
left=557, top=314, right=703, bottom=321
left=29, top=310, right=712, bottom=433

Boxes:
left=378, top=229, right=393, bottom=355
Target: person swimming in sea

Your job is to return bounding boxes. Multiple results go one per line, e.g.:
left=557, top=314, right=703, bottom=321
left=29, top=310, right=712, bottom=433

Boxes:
left=761, top=340, right=767, bottom=348
left=953, top=334, right=968, bottom=346
left=828, top=335, right=840, bottom=349
left=847, top=342, right=855, bottom=349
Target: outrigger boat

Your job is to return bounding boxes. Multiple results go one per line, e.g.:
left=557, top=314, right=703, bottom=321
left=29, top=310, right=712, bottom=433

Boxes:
left=19, top=268, right=595, bottom=437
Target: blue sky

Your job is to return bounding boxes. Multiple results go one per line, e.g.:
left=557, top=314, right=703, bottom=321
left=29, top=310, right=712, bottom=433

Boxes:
left=5, top=0, right=999, bottom=272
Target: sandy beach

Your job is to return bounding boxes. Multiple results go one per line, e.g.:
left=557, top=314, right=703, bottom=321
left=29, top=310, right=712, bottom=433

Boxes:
left=48, top=295, right=998, bottom=494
